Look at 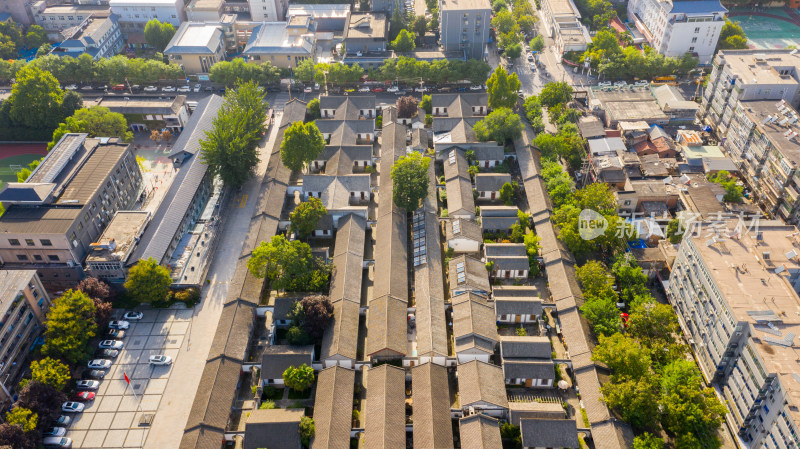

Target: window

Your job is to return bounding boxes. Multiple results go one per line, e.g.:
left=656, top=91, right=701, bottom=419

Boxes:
left=33, top=255, right=42, bottom=261
left=8, top=239, right=19, bottom=246
left=40, top=239, right=52, bottom=246
left=16, top=255, right=27, bottom=261
left=624, top=200, right=631, bottom=206
left=47, top=255, right=59, bottom=262
left=25, top=239, right=34, bottom=246
left=689, top=46, right=695, bottom=52
left=691, top=37, right=697, bottom=43
left=694, top=27, right=700, bottom=33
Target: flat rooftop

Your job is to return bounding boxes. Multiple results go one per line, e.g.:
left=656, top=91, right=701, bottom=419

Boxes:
left=545, top=0, right=579, bottom=16
left=56, top=142, right=129, bottom=205
left=441, top=0, right=491, bottom=11
left=38, top=5, right=110, bottom=14
left=687, top=222, right=800, bottom=421
left=717, top=49, right=800, bottom=86
left=187, top=0, right=224, bottom=10
left=740, top=100, right=800, bottom=166
left=0, top=270, right=37, bottom=312
left=86, top=211, right=150, bottom=263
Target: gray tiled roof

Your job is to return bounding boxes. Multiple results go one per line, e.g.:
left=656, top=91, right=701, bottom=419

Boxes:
left=480, top=216, right=518, bottom=232
left=302, top=174, right=371, bottom=210
left=449, top=255, right=491, bottom=294
left=484, top=243, right=525, bottom=257
left=244, top=409, right=303, bottom=449
left=372, top=212, right=408, bottom=302
left=472, top=146, right=504, bottom=161
left=321, top=145, right=373, bottom=176
left=317, top=120, right=374, bottom=146
left=499, top=336, right=551, bottom=359
left=445, top=218, right=482, bottom=244
left=452, top=292, right=498, bottom=353
left=320, top=298, right=360, bottom=361
left=520, top=419, right=580, bottom=449
left=329, top=214, right=366, bottom=303
left=260, top=345, right=313, bottom=380
left=443, top=147, right=470, bottom=182
left=459, top=414, right=502, bottom=449
left=319, top=96, right=376, bottom=120
left=431, top=93, right=489, bottom=118
left=502, top=359, right=555, bottom=380
left=491, top=285, right=542, bottom=298
left=474, top=173, right=511, bottom=192
left=479, top=205, right=518, bottom=217
left=130, top=95, right=223, bottom=264
left=508, top=402, right=567, bottom=425
left=364, top=365, right=406, bottom=449
left=378, top=121, right=408, bottom=218
left=365, top=295, right=407, bottom=357
left=412, top=363, right=454, bottom=449
left=414, top=163, right=449, bottom=358
left=312, top=366, right=356, bottom=449
left=494, top=297, right=543, bottom=317
left=446, top=175, right=476, bottom=217
left=433, top=117, right=481, bottom=144
left=457, top=360, right=508, bottom=409
left=272, top=296, right=298, bottom=322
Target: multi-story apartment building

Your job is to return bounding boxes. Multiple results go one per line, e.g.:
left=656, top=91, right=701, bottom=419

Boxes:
left=439, top=0, right=491, bottom=60
left=164, top=22, right=226, bottom=73
left=540, top=0, right=589, bottom=56
left=248, top=0, right=287, bottom=21
left=627, top=0, right=726, bottom=64
left=32, top=3, right=111, bottom=36
left=0, top=270, right=50, bottom=406
left=1, top=0, right=33, bottom=25
left=53, top=14, right=123, bottom=59
left=668, top=223, right=800, bottom=449
left=108, top=0, right=185, bottom=35
left=721, top=100, right=800, bottom=223
left=701, top=49, right=800, bottom=137
left=0, top=134, right=142, bottom=286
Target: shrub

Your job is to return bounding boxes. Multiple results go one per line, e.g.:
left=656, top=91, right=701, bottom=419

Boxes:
left=259, top=400, right=276, bottom=410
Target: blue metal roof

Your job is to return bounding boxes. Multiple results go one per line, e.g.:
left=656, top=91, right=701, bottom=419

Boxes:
left=669, top=0, right=727, bottom=14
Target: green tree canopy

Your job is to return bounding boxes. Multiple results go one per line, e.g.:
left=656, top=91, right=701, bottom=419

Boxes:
left=390, top=152, right=431, bottom=211
left=144, top=19, right=176, bottom=52
left=486, top=66, right=521, bottom=109
left=530, top=35, right=545, bottom=52
left=499, top=182, right=515, bottom=206
left=281, top=121, right=325, bottom=172
left=307, top=98, right=321, bottom=120
left=42, top=290, right=97, bottom=365
left=576, top=260, right=616, bottom=300
left=290, top=197, right=327, bottom=238
left=707, top=170, right=743, bottom=203
left=579, top=297, right=621, bottom=337
left=633, top=433, right=664, bottom=449
left=28, top=357, right=70, bottom=391
left=124, top=257, right=172, bottom=305
left=473, top=107, right=523, bottom=143
left=539, top=81, right=573, bottom=108
left=200, top=81, right=267, bottom=188
left=25, top=25, right=48, bottom=49
left=601, top=377, right=660, bottom=429
left=592, top=333, right=652, bottom=380
left=666, top=218, right=682, bottom=244
left=248, top=235, right=313, bottom=283
left=283, top=364, right=315, bottom=391
left=492, top=10, right=519, bottom=35
left=299, top=416, right=315, bottom=446
left=411, top=15, right=428, bottom=36
left=392, top=29, right=416, bottom=52
left=420, top=94, right=432, bottom=114
left=209, top=58, right=281, bottom=85
left=48, top=106, right=133, bottom=151
left=718, top=20, right=747, bottom=50
left=505, top=42, right=523, bottom=59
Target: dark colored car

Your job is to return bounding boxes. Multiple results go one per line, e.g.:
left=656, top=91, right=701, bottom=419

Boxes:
left=82, top=370, right=106, bottom=380
left=107, top=329, right=125, bottom=339
left=95, top=348, right=119, bottom=358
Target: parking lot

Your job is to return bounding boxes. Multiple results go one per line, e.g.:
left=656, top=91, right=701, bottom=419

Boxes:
left=66, top=308, right=193, bottom=448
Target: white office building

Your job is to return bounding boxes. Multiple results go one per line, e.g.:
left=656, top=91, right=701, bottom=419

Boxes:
left=248, top=0, right=288, bottom=21
left=668, top=222, right=800, bottom=448
left=109, top=0, right=185, bottom=35
left=627, top=0, right=727, bottom=64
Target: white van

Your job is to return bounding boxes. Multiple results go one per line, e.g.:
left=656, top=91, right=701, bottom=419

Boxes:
left=43, top=437, right=73, bottom=448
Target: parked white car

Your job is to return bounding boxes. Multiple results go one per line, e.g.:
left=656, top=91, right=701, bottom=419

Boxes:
left=61, top=402, right=84, bottom=413
left=634, top=80, right=649, bottom=86
left=161, top=86, right=176, bottom=92
left=469, top=85, right=483, bottom=91
left=149, top=355, right=173, bottom=365
left=358, top=86, right=370, bottom=93
left=87, top=359, right=111, bottom=370
left=387, top=85, right=399, bottom=93
left=65, top=84, right=78, bottom=91
left=123, top=311, right=143, bottom=320
left=598, top=81, right=612, bottom=87
left=108, top=320, right=129, bottom=329
left=43, top=427, right=67, bottom=437
left=76, top=380, right=100, bottom=390
left=177, top=85, right=191, bottom=93
left=414, top=86, right=428, bottom=93
left=193, top=84, right=201, bottom=92
left=98, top=340, right=123, bottom=350
left=613, top=81, right=628, bottom=87
left=144, top=86, right=158, bottom=92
